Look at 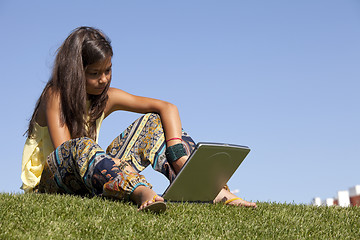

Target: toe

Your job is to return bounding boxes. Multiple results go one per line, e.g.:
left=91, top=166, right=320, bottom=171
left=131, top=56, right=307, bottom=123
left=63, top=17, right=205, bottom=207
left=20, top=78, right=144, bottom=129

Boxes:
left=228, top=198, right=257, bottom=208
left=153, top=195, right=164, bottom=202
left=138, top=195, right=165, bottom=211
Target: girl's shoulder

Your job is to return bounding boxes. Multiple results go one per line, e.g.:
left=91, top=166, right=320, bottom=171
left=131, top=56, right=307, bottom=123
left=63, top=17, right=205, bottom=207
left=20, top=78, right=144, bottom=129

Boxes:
left=106, top=87, right=128, bottom=103
left=107, top=87, right=124, bottom=95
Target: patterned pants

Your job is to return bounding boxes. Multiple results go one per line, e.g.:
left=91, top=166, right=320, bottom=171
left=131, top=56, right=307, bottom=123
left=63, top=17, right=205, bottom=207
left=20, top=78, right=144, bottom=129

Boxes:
left=38, top=113, right=196, bottom=200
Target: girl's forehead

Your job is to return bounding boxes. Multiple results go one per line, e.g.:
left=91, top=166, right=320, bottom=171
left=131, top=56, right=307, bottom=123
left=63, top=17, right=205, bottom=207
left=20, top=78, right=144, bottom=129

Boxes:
left=87, top=57, right=112, bottom=70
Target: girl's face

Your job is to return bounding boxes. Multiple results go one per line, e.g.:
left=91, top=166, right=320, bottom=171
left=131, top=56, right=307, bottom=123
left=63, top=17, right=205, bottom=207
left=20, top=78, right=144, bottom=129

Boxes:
left=85, top=57, right=112, bottom=95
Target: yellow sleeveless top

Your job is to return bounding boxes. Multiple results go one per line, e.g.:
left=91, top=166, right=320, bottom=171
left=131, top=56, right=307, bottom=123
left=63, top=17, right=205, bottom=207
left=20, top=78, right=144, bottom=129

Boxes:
left=21, top=113, right=105, bottom=193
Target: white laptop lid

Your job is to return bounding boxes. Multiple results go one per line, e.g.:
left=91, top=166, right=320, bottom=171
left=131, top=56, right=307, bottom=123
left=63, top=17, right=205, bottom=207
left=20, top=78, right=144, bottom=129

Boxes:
left=162, top=142, right=250, bottom=202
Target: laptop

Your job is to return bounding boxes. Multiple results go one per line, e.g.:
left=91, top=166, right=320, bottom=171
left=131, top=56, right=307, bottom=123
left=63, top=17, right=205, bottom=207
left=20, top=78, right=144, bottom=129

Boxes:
left=162, top=142, right=250, bottom=202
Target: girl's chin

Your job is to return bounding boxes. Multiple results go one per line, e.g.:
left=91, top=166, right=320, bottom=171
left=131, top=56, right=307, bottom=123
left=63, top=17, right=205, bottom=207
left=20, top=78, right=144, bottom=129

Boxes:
left=87, top=93, right=102, bottom=96
left=87, top=89, right=105, bottom=95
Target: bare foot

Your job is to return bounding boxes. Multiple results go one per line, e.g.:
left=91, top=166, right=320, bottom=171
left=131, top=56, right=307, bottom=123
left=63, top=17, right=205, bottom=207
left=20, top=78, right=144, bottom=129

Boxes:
left=214, top=188, right=257, bottom=208
left=131, top=185, right=166, bottom=212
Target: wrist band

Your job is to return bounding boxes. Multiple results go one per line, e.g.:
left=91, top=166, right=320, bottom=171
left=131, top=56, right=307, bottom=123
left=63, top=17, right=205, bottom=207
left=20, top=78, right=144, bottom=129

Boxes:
left=166, top=137, right=182, bottom=143
left=165, top=143, right=187, bottom=162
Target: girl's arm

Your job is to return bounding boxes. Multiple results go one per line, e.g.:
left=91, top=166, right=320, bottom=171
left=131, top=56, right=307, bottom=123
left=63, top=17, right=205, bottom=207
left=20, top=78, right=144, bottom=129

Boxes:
left=45, top=89, right=71, bottom=149
left=105, top=87, right=186, bottom=171
left=105, top=87, right=182, bottom=140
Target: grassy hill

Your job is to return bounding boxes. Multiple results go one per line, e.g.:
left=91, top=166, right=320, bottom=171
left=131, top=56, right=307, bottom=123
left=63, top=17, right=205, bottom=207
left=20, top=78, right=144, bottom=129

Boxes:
left=1, top=193, right=359, bottom=239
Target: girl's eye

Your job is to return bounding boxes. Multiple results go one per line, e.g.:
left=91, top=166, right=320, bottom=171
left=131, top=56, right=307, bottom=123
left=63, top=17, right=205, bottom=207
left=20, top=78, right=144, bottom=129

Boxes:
left=87, top=72, right=99, bottom=77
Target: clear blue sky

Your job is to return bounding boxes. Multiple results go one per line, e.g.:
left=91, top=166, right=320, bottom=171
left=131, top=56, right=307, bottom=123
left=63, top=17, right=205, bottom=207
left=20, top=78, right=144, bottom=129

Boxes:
left=0, top=1, right=359, bottom=204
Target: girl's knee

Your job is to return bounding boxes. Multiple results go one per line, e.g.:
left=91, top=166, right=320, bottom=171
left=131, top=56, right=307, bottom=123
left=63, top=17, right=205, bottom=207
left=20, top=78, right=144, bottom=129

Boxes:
left=145, top=113, right=163, bottom=130
left=145, top=113, right=161, bottom=122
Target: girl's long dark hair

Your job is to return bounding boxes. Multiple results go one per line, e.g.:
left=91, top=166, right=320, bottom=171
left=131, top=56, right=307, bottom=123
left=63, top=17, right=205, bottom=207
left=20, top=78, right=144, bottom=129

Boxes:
left=27, top=26, right=113, bottom=140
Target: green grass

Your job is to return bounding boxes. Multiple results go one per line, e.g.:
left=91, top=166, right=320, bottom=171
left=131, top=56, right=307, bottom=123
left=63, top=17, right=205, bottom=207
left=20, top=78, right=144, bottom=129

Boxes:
left=1, top=193, right=359, bottom=239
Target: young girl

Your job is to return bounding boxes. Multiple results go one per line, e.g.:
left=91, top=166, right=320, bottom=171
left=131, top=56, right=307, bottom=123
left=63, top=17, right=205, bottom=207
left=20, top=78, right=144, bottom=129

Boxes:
left=21, top=26, right=256, bottom=213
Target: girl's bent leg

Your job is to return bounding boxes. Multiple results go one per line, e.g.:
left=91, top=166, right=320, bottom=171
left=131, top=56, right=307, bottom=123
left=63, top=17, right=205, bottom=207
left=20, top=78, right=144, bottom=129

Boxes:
left=38, top=137, right=152, bottom=201
left=106, top=113, right=196, bottom=183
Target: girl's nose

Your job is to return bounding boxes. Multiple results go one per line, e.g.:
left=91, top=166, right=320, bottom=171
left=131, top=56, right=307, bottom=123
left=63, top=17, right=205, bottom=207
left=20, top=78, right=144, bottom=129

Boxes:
left=99, top=73, right=107, bottom=84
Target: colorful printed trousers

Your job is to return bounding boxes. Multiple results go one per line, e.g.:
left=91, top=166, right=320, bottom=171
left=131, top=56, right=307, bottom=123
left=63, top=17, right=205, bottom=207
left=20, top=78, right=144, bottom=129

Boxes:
left=38, top=113, right=196, bottom=200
